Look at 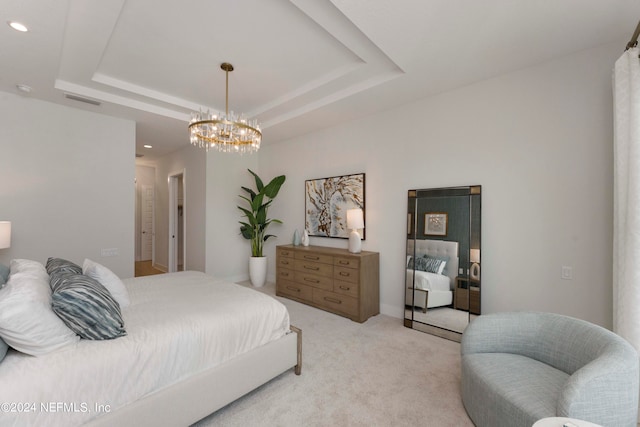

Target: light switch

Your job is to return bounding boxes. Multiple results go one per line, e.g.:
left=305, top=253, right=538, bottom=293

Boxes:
left=561, top=266, right=573, bottom=280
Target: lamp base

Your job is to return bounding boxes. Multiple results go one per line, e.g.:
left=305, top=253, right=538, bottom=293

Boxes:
left=470, top=262, right=480, bottom=280
left=348, top=230, right=362, bottom=253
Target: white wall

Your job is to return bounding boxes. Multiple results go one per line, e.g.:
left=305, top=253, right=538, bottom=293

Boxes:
left=153, top=144, right=207, bottom=272
left=205, top=152, right=258, bottom=280
left=208, top=40, right=621, bottom=329
left=0, top=92, right=135, bottom=278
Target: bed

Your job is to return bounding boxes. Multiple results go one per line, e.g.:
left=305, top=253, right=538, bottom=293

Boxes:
left=0, top=263, right=301, bottom=427
left=405, top=239, right=459, bottom=312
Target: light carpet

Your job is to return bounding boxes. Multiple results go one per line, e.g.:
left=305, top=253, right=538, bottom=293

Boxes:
left=405, top=306, right=470, bottom=333
left=193, top=282, right=474, bottom=427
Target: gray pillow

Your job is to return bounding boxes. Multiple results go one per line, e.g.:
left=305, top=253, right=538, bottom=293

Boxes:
left=51, top=274, right=126, bottom=340
left=0, top=338, right=8, bottom=362
left=0, top=263, right=9, bottom=287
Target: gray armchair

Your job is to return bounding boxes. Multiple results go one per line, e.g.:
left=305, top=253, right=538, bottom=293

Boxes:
left=461, top=312, right=639, bottom=427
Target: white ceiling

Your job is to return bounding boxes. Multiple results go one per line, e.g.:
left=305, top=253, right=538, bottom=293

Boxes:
left=3, top=0, right=639, bottom=160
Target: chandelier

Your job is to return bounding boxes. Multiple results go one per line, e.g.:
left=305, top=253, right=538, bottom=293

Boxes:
left=188, top=63, right=262, bottom=154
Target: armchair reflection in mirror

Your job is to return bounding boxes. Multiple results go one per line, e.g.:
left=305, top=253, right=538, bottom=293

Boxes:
left=404, top=186, right=481, bottom=342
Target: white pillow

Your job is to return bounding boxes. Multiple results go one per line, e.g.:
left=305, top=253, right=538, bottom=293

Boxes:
left=9, top=258, right=49, bottom=279
left=83, top=259, right=130, bottom=308
left=0, top=260, right=79, bottom=355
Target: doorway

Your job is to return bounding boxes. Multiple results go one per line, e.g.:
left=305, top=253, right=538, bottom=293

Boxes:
left=134, top=165, right=162, bottom=277
left=168, top=170, right=186, bottom=272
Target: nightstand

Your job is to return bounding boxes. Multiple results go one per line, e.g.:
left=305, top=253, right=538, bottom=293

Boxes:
left=454, top=276, right=480, bottom=314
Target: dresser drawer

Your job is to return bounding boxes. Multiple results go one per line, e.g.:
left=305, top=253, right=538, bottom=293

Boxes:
left=294, top=259, right=333, bottom=278
left=277, top=248, right=295, bottom=258
left=277, top=280, right=313, bottom=301
left=313, top=289, right=358, bottom=316
left=277, top=256, right=294, bottom=270
left=334, top=256, right=359, bottom=269
left=334, top=266, right=359, bottom=284
left=295, top=251, right=333, bottom=265
left=294, top=271, right=333, bottom=291
left=333, top=279, right=358, bottom=298
left=276, top=267, right=294, bottom=283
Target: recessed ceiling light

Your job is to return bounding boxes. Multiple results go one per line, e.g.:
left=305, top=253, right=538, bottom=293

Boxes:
left=8, top=21, right=28, bottom=32
left=143, top=145, right=153, bottom=149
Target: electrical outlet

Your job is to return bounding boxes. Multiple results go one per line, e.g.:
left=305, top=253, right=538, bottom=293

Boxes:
left=101, top=248, right=119, bottom=257
left=561, top=266, right=573, bottom=280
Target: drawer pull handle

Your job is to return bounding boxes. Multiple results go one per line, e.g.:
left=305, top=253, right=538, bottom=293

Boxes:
left=324, top=297, right=342, bottom=304
left=282, top=251, right=290, bottom=256
left=339, top=272, right=350, bottom=277
left=339, top=260, right=349, bottom=265
left=304, top=255, right=320, bottom=260
left=281, top=272, right=290, bottom=277
left=339, top=285, right=350, bottom=291
left=304, top=265, right=319, bottom=271
left=286, top=286, right=301, bottom=293
left=304, top=278, right=320, bottom=284
left=282, top=260, right=290, bottom=265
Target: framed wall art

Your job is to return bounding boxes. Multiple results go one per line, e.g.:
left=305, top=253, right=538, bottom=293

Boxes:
left=305, top=173, right=365, bottom=239
left=424, top=212, right=448, bottom=236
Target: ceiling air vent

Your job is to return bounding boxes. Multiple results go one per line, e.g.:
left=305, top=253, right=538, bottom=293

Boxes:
left=64, top=93, right=101, bottom=106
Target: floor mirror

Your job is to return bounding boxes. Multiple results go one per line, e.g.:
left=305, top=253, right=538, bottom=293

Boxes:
left=404, top=186, right=481, bottom=342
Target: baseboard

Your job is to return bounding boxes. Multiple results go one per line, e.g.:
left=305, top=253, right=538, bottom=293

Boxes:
left=153, top=263, right=167, bottom=273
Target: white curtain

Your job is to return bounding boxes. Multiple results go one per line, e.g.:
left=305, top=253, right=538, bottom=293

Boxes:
left=614, top=47, right=640, bottom=351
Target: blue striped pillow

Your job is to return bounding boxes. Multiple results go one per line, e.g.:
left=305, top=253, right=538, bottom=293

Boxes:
left=414, top=255, right=446, bottom=274
left=46, top=257, right=82, bottom=276
left=51, top=274, right=126, bottom=340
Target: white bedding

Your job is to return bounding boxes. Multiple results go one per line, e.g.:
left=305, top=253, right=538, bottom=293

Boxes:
left=0, top=271, right=290, bottom=427
left=406, top=269, right=451, bottom=292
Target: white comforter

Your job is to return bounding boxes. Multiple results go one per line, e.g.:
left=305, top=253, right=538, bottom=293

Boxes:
left=0, top=271, right=290, bottom=427
left=406, top=269, right=451, bottom=291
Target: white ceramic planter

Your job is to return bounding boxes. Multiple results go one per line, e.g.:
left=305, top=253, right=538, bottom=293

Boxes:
left=249, top=256, right=267, bottom=287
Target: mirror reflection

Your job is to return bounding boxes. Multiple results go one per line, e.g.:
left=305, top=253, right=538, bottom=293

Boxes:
left=404, top=186, right=481, bottom=341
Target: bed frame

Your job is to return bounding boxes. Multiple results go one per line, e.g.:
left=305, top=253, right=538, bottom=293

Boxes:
left=86, top=326, right=302, bottom=427
left=405, top=239, right=459, bottom=311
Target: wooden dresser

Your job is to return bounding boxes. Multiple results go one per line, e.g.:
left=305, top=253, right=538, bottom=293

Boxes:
left=276, top=244, right=379, bottom=323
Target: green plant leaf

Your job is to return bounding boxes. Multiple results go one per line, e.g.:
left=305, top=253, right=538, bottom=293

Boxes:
left=239, top=225, right=253, bottom=240
left=248, top=169, right=264, bottom=192
left=240, top=186, right=256, bottom=200
left=251, top=193, right=264, bottom=212
left=263, top=175, right=286, bottom=199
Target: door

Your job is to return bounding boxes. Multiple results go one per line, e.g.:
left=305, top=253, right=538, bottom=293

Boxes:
left=141, top=185, right=154, bottom=261
left=168, top=171, right=186, bottom=273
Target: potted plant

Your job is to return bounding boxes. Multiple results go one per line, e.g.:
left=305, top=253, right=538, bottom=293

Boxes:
left=238, top=169, right=286, bottom=287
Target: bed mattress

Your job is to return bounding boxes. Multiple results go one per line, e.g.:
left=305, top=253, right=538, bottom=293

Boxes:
left=406, top=269, right=451, bottom=292
left=0, top=271, right=290, bottom=427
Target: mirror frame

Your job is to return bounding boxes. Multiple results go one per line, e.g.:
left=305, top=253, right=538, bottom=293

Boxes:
left=404, top=185, right=481, bottom=342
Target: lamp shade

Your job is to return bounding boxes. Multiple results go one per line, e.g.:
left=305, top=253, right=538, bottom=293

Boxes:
left=0, top=221, right=11, bottom=249
left=346, top=209, right=364, bottom=230
left=470, top=249, right=480, bottom=263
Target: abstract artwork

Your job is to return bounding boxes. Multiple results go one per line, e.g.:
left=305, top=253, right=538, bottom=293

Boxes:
left=305, top=173, right=365, bottom=239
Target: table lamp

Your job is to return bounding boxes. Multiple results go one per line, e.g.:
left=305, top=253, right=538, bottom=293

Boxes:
left=0, top=221, right=11, bottom=249
left=346, top=209, right=364, bottom=253
left=470, top=248, right=480, bottom=280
